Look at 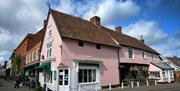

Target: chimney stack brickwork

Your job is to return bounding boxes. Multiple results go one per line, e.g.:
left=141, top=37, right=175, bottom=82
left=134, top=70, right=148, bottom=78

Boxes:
left=115, top=26, right=122, bottom=34
left=90, top=16, right=100, bottom=26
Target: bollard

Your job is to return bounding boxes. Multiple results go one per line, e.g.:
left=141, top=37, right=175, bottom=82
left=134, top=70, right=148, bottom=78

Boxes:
left=146, top=79, right=149, bottom=86
left=155, top=80, right=157, bottom=85
left=137, top=81, right=139, bottom=87
left=109, top=84, right=112, bottom=90
left=121, top=82, right=124, bottom=88
left=131, top=81, right=134, bottom=88
left=95, top=84, right=98, bottom=91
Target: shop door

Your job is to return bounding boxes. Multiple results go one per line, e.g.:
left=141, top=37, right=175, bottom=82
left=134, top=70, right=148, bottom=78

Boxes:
left=59, top=69, right=69, bottom=91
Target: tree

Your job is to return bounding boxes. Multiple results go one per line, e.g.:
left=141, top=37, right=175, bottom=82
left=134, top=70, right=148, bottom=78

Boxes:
left=14, top=55, right=22, bottom=74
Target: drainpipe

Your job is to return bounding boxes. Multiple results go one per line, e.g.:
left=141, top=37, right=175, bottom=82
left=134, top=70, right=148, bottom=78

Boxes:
left=117, top=47, right=121, bottom=85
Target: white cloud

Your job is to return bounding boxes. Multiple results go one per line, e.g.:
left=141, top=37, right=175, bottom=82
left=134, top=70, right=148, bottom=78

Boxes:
left=0, top=56, right=5, bottom=62
left=123, top=20, right=167, bottom=45
left=93, top=0, right=140, bottom=24
left=54, top=0, right=74, bottom=14
left=123, top=20, right=180, bottom=57
left=54, top=0, right=140, bottom=25
left=0, top=0, right=48, bottom=61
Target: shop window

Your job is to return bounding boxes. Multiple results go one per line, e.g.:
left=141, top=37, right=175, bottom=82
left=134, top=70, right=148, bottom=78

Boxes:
left=45, top=71, right=52, bottom=83
left=54, top=71, right=56, bottom=80
left=78, top=69, right=97, bottom=83
left=150, top=72, right=160, bottom=78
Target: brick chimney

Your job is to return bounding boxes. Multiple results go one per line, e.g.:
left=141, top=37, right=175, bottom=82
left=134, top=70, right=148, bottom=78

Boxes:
left=140, top=35, right=144, bottom=43
left=115, top=26, right=122, bottom=34
left=90, top=16, right=100, bottom=26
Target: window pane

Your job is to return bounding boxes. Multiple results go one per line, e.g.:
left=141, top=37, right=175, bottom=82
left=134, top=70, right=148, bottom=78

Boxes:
left=59, top=75, right=63, bottom=85
left=84, top=69, right=87, bottom=82
left=64, top=75, right=68, bottom=85
left=65, top=70, right=68, bottom=74
left=79, top=69, right=82, bottom=83
left=88, top=69, right=92, bottom=82
left=93, top=69, right=96, bottom=82
left=64, top=70, right=68, bottom=85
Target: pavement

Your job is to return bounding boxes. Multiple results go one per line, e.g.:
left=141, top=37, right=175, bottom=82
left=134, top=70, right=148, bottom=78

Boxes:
left=1, top=78, right=180, bottom=91
left=101, top=82, right=180, bottom=91
left=0, top=79, right=34, bottom=91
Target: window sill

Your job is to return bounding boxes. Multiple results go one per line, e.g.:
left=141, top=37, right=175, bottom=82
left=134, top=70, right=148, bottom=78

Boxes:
left=78, top=82, right=98, bottom=85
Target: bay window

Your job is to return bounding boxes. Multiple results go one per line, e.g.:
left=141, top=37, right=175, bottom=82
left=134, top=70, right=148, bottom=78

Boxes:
left=78, top=68, right=97, bottom=83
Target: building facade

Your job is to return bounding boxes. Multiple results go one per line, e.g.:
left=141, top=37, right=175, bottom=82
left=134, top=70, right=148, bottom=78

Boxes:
left=36, top=9, right=165, bottom=91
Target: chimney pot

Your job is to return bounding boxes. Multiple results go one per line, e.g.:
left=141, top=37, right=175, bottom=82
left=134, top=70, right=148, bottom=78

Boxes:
left=115, top=26, right=122, bottom=34
left=90, top=16, right=100, bottom=26
left=140, top=35, right=144, bottom=43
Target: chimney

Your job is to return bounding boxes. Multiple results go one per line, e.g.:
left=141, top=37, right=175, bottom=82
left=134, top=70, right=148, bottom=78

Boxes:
left=140, top=35, right=144, bottom=43
left=90, top=16, right=100, bottom=26
left=115, top=26, right=122, bottom=34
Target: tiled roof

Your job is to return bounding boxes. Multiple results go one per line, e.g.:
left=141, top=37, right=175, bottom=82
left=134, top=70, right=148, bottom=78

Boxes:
left=102, top=27, right=159, bottom=54
left=167, top=57, right=180, bottom=67
left=27, top=28, right=45, bottom=51
left=50, top=9, right=158, bottom=54
left=150, top=62, right=173, bottom=70
left=51, top=9, right=118, bottom=47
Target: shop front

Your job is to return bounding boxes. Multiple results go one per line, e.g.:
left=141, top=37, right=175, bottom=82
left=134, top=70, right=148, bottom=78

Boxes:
left=120, top=63, right=149, bottom=81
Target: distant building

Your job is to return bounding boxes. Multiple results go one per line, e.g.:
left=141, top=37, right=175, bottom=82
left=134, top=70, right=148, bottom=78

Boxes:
left=149, top=62, right=174, bottom=83
left=161, top=56, right=180, bottom=81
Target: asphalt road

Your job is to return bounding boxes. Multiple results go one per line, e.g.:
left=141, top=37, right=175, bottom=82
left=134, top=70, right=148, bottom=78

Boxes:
left=101, top=82, right=180, bottom=91
left=0, top=79, right=33, bottom=91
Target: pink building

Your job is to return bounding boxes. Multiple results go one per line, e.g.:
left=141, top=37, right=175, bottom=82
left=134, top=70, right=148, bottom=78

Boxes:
left=37, top=8, right=166, bottom=91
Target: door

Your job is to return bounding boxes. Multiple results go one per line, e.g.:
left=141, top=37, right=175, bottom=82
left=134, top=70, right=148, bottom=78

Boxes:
left=59, top=69, right=69, bottom=91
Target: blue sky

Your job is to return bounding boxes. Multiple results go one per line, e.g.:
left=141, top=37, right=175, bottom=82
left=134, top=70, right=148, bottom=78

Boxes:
left=0, top=0, right=180, bottom=63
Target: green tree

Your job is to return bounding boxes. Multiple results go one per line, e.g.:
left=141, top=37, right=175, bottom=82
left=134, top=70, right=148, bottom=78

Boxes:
left=14, top=55, right=22, bottom=74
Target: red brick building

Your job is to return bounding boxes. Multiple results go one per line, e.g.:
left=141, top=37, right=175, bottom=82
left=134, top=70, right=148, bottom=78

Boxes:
left=11, top=26, right=45, bottom=77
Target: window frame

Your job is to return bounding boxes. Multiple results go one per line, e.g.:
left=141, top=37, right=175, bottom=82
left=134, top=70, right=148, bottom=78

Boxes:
left=36, top=49, right=40, bottom=60
left=46, top=42, right=52, bottom=58
left=142, top=50, right=146, bottom=59
left=78, top=66, right=98, bottom=84
left=32, top=51, right=35, bottom=62
left=47, top=29, right=52, bottom=38
left=128, top=48, right=134, bottom=59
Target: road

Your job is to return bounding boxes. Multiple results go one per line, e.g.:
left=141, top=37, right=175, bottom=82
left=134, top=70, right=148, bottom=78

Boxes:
left=0, top=79, right=33, bottom=91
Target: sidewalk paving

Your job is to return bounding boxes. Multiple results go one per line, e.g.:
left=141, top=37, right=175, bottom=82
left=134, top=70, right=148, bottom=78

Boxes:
left=0, top=79, right=34, bottom=91
left=100, top=82, right=180, bottom=91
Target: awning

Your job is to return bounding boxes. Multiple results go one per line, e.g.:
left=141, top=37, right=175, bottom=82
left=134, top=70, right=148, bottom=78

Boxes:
left=35, top=62, right=51, bottom=71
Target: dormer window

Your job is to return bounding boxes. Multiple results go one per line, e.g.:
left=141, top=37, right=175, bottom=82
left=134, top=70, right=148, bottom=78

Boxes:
left=78, top=41, right=84, bottom=47
left=96, top=44, right=101, bottom=49
left=128, top=48, right=134, bottom=59
left=47, top=42, right=52, bottom=58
